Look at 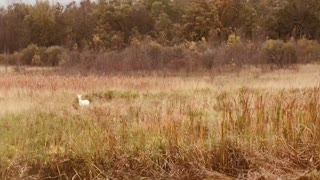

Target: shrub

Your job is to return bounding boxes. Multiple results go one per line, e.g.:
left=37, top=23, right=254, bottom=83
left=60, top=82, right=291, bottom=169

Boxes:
left=171, top=45, right=185, bottom=59
left=163, top=45, right=189, bottom=70
left=263, top=40, right=284, bottom=64
left=297, top=38, right=320, bottom=52
left=9, top=52, right=21, bottom=65
left=283, top=39, right=297, bottom=65
left=263, top=39, right=297, bottom=68
left=297, top=38, right=320, bottom=63
left=144, top=41, right=163, bottom=69
left=0, top=54, right=12, bottom=67
left=44, top=46, right=64, bottom=66
left=200, top=49, right=215, bottom=69
left=110, top=33, right=125, bottom=49
left=18, top=45, right=65, bottom=66
left=20, top=44, right=38, bottom=65
left=227, top=33, right=241, bottom=47
left=92, top=34, right=103, bottom=50
left=31, top=55, right=41, bottom=66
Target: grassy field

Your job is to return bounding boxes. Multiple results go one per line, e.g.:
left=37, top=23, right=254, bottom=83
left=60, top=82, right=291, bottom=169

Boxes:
left=1, top=65, right=320, bottom=179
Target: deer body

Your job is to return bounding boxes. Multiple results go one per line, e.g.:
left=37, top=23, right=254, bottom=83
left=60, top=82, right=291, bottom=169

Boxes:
left=77, top=94, right=90, bottom=107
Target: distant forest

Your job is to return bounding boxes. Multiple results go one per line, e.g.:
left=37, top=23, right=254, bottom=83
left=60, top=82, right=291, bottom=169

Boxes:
left=0, top=0, right=320, bottom=71
left=1, top=0, right=320, bottom=52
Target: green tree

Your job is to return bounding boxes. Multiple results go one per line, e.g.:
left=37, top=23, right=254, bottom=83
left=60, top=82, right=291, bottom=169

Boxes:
left=182, top=0, right=220, bottom=41
left=24, top=1, right=58, bottom=46
left=50, top=0, right=97, bottom=49
left=2, top=4, right=30, bottom=52
left=266, top=0, right=320, bottom=39
left=95, top=0, right=154, bottom=49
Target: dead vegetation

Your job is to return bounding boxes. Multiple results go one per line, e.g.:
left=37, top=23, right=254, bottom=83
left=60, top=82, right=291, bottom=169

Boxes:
left=1, top=65, right=320, bottom=179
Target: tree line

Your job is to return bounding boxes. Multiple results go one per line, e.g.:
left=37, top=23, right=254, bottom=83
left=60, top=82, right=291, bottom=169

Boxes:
left=0, top=0, right=320, bottom=53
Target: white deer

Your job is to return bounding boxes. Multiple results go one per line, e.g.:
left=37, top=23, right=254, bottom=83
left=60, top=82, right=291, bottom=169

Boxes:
left=77, top=94, right=90, bottom=107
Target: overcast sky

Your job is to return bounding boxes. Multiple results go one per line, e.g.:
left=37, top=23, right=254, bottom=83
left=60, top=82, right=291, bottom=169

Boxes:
left=0, top=0, right=83, bottom=7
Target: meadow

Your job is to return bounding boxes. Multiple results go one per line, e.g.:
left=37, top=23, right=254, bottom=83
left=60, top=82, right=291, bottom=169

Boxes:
left=1, top=65, right=320, bottom=179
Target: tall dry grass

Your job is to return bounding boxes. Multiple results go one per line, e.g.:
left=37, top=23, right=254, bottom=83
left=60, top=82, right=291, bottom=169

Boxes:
left=1, top=65, right=320, bottom=179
